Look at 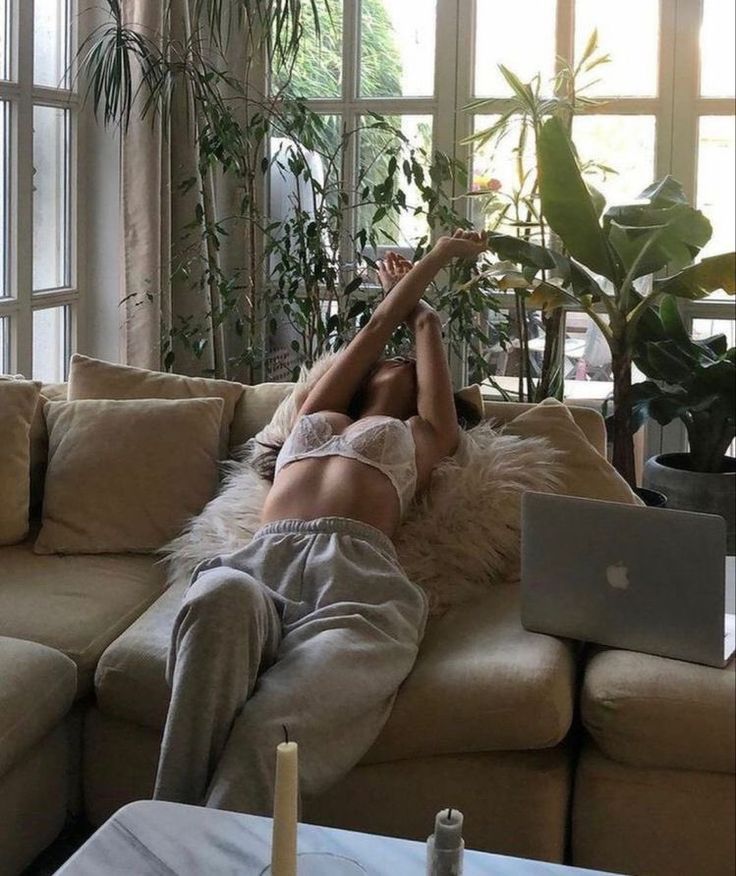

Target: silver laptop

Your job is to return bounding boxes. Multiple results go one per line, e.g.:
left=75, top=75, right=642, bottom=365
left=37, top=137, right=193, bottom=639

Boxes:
left=521, top=492, right=736, bottom=668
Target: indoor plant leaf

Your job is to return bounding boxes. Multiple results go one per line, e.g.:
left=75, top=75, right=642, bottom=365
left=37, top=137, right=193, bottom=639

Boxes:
left=536, top=117, right=618, bottom=282
left=607, top=206, right=712, bottom=278
left=658, top=294, right=690, bottom=347
left=485, top=232, right=557, bottom=271
left=637, top=175, right=689, bottom=207
left=642, top=340, right=700, bottom=383
left=629, top=380, right=689, bottom=428
left=527, top=281, right=582, bottom=311
left=654, top=252, right=736, bottom=299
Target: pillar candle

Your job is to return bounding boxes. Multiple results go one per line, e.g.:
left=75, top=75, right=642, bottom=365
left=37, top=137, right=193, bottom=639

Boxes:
left=427, top=808, right=464, bottom=876
left=271, top=740, right=299, bottom=876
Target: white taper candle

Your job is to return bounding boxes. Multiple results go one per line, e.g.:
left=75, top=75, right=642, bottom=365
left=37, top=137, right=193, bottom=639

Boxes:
left=271, top=738, right=299, bottom=876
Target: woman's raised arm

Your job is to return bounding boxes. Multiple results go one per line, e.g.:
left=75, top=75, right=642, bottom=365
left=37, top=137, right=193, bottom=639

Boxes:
left=407, top=300, right=459, bottom=458
left=299, top=230, right=486, bottom=416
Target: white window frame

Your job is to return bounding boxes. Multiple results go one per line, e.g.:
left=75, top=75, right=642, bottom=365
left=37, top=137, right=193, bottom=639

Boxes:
left=276, top=0, right=462, bottom=257
left=0, top=0, right=79, bottom=379
left=283, top=0, right=734, bottom=381
left=456, top=0, right=735, bottom=452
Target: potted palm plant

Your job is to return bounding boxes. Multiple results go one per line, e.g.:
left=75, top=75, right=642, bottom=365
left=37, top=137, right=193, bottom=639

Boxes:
left=483, top=116, right=735, bottom=488
left=631, top=295, right=735, bottom=548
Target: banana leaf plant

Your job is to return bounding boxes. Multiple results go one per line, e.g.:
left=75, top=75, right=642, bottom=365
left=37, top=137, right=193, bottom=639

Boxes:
left=630, top=296, right=735, bottom=473
left=482, top=115, right=735, bottom=487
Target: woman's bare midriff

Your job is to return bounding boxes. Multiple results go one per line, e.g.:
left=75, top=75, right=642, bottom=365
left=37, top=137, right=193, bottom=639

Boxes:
left=260, top=455, right=403, bottom=538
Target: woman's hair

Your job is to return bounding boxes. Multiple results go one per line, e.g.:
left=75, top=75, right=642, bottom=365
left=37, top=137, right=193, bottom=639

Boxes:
left=241, top=438, right=282, bottom=483
left=244, top=391, right=481, bottom=483
left=453, top=392, right=483, bottom=430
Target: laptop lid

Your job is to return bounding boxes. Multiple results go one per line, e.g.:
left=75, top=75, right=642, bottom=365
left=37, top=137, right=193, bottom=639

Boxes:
left=521, top=493, right=732, bottom=667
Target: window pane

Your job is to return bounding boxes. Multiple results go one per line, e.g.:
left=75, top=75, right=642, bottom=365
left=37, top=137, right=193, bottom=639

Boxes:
left=692, top=318, right=736, bottom=349
left=0, top=100, right=8, bottom=298
left=697, top=116, right=736, bottom=265
left=34, top=0, right=69, bottom=88
left=359, top=0, right=436, bottom=97
left=358, top=114, right=433, bottom=248
left=575, top=0, right=659, bottom=97
left=572, top=116, right=656, bottom=209
left=33, top=305, right=69, bottom=382
left=272, top=7, right=342, bottom=98
left=470, top=114, right=536, bottom=234
left=701, top=0, right=735, bottom=97
left=480, top=310, right=649, bottom=400
left=269, top=113, right=342, bottom=247
left=33, top=105, right=71, bottom=291
left=475, top=0, right=556, bottom=97
left=563, top=312, right=612, bottom=385
left=0, top=0, right=9, bottom=81
left=0, top=315, right=9, bottom=372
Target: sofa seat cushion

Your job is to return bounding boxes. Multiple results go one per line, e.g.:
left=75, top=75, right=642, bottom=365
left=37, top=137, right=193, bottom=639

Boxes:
left=95, top=581, right=575, bottom=759
left=0, top=539, right=167, bottom=694
left=582, top=648, right=736, bottom=774
left=0, top=636, right=76, bottom=777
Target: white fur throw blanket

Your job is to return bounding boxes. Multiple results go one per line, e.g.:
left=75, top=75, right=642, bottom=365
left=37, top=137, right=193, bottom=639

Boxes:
left=162, top=359, right=563, bottom=615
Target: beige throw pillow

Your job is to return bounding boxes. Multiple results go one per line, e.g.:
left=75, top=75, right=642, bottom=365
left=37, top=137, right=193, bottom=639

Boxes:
left=504, top=398, right=641, bottom=505
left=68, top=354, right=243, bottom=458
left=34, top=397, right=224, bottom=555
left=230, top=383, right=295, bottom=449
left=0, top=378, right=41, bottom=544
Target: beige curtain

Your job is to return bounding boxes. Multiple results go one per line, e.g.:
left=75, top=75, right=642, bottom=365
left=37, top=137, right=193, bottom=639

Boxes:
left=120, top=1, right=255, bottom=379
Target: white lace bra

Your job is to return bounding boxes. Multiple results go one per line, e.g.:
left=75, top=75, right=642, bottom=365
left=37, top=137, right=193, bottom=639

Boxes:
left=275, top=413, right=418, bottom=516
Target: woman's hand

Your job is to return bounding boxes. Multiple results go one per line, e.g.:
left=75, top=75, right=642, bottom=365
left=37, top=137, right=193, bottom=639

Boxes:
left=377, top=252, right=413, bottom=293
left=434, top=228, right=487, bottom=263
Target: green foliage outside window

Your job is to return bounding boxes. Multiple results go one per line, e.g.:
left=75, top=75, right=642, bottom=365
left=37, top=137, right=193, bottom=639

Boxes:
left=273, top=0, right=402, bottom=102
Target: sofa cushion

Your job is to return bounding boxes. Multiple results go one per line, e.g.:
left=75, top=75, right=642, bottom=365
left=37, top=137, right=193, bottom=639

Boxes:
left=0, top=636, right=76, bottom=777
left=483, top=400, right=606, bottom=456
left=34, top=397, right=224, bottom=555
left=0, top=378, right=41, bottom=544
left=0, top=538, right=166, bottom=693
left=229, top=383, right=294, bottom=449
left=504, top=399, right=640, bottom=505
left=582, top=648, right=736, bottom=774
left=68, top=354, right=244, bottom=459
left=365, top=583, right=576, bottom=761
left=95, top=581, right=575, bottom=758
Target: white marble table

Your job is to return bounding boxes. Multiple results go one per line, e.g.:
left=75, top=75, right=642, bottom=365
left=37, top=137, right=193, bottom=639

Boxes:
left=56, top=801, right=624, bottom=875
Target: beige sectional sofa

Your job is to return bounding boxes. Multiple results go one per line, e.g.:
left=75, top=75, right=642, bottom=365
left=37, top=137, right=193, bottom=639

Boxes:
left=0, top=637, right=76, bottom=874
left=1, top=375, right=733, bottom=876
left=574, top=648, right=736, bottom=876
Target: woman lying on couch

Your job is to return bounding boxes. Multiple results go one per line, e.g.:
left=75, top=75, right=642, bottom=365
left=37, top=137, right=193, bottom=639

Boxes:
left=153, top=229, right=487, bottom=813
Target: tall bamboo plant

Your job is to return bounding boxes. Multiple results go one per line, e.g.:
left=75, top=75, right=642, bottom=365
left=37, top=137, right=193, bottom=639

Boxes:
left=78, top=0, right=506, bottom=384
left=77, top=0, right=330, bottom=381
left=464, top=31, right=613, bottom=402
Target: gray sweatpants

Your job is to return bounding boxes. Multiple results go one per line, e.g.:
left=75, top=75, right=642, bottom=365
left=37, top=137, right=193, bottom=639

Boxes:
left=153, top=516, right=428, bottom=815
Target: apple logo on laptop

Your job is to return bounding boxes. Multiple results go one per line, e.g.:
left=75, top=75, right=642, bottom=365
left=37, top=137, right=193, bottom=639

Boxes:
left=606, top=562, right=630, bottom=590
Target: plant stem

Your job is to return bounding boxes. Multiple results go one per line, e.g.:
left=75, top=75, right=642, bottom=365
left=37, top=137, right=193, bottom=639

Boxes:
left=515, top=291, right=525, bottom=401
left=611, top=348, right=637, bottom=487
left=686, top=414, right=736, bottom=472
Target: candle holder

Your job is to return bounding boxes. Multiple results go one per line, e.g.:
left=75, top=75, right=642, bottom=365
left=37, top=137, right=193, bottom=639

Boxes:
left=259, top=852, right=366, bottom=875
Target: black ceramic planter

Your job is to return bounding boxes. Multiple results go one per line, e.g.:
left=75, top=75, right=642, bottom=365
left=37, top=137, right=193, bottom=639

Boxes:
left=634, top=487, right=668, bottom=508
